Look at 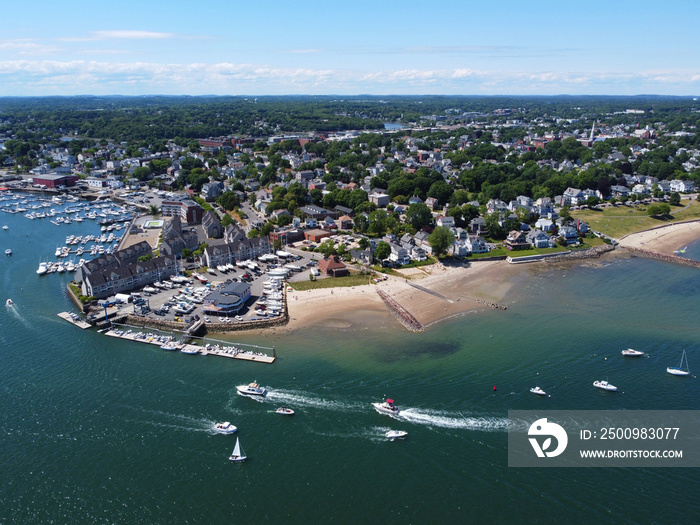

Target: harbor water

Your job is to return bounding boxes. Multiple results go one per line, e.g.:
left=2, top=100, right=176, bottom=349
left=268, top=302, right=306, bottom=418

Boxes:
left=2, top=196, right=700, bottom=523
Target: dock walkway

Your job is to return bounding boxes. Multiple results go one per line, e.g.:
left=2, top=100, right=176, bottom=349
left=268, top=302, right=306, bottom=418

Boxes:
left=57, top=311, right=92, bottom=329
left=104, top=327, right=275, bottom=364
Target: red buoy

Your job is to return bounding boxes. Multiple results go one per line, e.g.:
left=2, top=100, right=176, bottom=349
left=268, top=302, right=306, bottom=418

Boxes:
left=493, top=385, right=497, bottom=391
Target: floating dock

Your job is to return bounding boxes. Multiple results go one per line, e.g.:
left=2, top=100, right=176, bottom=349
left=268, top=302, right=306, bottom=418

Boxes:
left=57, top=311, right=92, bottom=329
left=103, top=327, right=275, bottom=364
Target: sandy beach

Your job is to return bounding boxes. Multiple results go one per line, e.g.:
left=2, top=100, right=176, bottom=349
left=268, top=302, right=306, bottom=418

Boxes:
left=280, top=220, right=700, bottom=334
left=618, top=220, right=700, bottom=254
left=283, top=259, right=527, bottom=332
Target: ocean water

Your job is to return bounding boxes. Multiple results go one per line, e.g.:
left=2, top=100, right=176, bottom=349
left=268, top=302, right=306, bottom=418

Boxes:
left=2, top=198, right=700, bottom=523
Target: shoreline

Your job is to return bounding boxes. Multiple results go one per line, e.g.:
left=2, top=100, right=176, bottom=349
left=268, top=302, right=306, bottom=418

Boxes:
left=275, top=221, right=700, bottom=335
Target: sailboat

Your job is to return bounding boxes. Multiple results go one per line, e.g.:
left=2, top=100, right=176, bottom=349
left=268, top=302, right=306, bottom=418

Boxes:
left=667, top=349, right=691, bottom=376
left=228, top=437, right=247, bottom=462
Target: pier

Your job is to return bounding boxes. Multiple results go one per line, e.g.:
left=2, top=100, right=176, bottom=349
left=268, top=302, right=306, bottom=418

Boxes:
left=103, top=325, right=276, bottom=364
left=57, top=311, right=92, bottom=329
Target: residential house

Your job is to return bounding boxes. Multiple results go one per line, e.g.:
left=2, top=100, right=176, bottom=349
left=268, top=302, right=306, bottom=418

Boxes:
left=202, top=210, right=223, bottom=239
left=526, top=229, right=550, bottom=249
left=559, top=226, right=579, bottom=245
left=504, top=230, right=530, bottom=251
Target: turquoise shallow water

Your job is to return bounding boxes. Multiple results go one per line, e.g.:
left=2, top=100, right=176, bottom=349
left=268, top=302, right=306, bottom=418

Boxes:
left=2, top=198, right=700, bottom=523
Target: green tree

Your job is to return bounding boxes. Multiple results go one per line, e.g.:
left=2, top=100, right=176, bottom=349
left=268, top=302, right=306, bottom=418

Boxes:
left=221, top=213, right=235, bottom=228
left=374, top=241, right=391, bottom=261
left=148, top=204, right=160, bottom=217
left=428, top=226, right=455, bottom=258
left=669, top=192, right=681, bottom=206
left=405, top=203, right=433, bottom=230
left=647, top=203, right=671, bottom=217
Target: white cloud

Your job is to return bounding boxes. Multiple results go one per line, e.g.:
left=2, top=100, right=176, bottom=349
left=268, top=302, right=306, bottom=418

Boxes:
left=0, top=40, right=60, bottom=56
left=61, top=30, right=175, bottom=42
left=0, top=60, right=698, bottom=95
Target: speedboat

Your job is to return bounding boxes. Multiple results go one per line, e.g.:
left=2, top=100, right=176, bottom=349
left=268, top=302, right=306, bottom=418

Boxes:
left=5, top=298, right=13, bottom=306
left=530, top=386, right=547, bottom=396
left=621, top=348, right=645, bottom=357
left=372, top=399, right=400, bottom=416
left=275, top=407, right=294, bottom=415
left=593, top=380, right=617, bottom=391
left=160, top=341, right=178, bottom=351
left=5, top=248, right=11, bottom=256
left=180, top=346, right=199, bottom=355
left=236, top=382, right=267, bottom=397
left=385, top=430, right=408, bottom=440
left=214, top=422, right=237, bottom=434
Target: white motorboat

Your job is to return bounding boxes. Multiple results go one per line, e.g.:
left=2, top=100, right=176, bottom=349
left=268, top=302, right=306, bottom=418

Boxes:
left=593, top=380, right=618, bottom=391
left=372, top=398, right=400, bottom=416
left=385, top=430, right=408, bottom=440
left=667, top=349, right=691, bottom=376
left=275, top=407, right=294, bottom=415
left=160, top=341, right=178, bottom=351
left=36, top=262, right=48, bottom=275
left=621, top=348, right=645, bottom=357
left=236, top=382, right=267, bottom=397
left=530, top=386, right=547, bottom=396
left=228, top=437, right=246, bottom=462
left=5, top=248, right=11, bottom=256
left=2, top=225, right=7, bottom=230
left=180, top=346, right=199, bottom=355
left=6, top=298, right=13, bottom=306
left=214, top=422, right=237, bottom=434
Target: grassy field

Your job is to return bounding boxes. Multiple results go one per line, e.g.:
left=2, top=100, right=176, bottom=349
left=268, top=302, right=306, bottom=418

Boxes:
left=288, top=272, right=373, bottom=291
left=571, top=199, right=700, bottom=239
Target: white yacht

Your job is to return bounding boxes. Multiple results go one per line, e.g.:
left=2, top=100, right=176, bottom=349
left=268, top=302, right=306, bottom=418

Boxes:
left=372, top=399, right=400, bottom=416
left=593, top=380, right=618, bottom=391
left=236, top=381, right=267, bottom=397
left=530, top=386, right=547, bottom=396
left=385, top=430, right=408, bottom=440
left=621, top=348, right=645, bottom=357
left=160, top=341, right=178, bottom=351
left=214, top=422, right=237, bottom=434
left=36, top=262, right=48, bottom=275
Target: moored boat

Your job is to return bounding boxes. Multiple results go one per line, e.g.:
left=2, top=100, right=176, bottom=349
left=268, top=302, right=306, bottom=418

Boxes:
left=530, top=386, right=547, bottom=396
left=667, top=349, right=690, bottom=376
left=621, top=348, right=645, bottom=357
left=593, top=380, right=617, bottom=391
left=236, top=381, right=267, bottom=397
left=372, top=398, right=400, bottom=416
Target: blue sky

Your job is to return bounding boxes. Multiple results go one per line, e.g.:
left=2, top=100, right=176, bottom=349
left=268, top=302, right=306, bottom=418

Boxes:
left=1, top=0, right=698, bottom=96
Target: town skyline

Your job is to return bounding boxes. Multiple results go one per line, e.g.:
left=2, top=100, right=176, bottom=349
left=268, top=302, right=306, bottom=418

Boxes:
left=2, top=0, right=699, bottom=97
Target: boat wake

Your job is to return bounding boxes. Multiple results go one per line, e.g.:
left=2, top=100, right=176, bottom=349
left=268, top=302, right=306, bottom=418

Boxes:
left=265, top=389, right=365, bottom=413
left=397, top=408, right=508, bottom=432
left=5, top=303, right=32, bottom=328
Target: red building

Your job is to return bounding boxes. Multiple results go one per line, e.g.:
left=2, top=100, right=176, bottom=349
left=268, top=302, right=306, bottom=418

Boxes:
left=32, top=174, right=79, bottom=188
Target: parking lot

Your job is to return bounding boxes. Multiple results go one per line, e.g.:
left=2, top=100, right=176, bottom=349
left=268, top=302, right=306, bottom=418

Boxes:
left=125, top=251, right=319, bottom=327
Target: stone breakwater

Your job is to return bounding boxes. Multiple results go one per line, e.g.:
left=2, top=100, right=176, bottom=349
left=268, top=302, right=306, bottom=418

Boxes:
left=377, top=289, right=424, bottom=332
left=622, top=246, right=700, bottom=269
left=544, top=244, right=617, bottom=262
left=464, top=296, right=507, bottom=310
